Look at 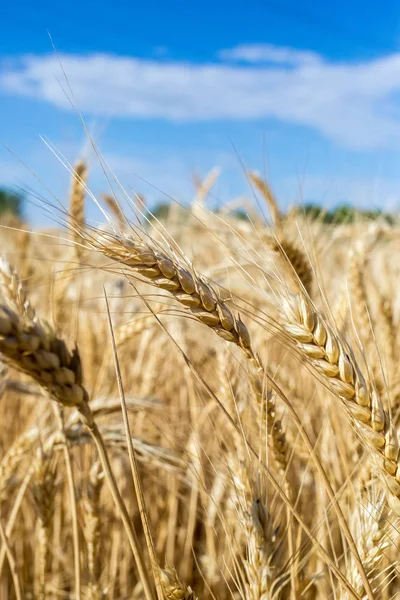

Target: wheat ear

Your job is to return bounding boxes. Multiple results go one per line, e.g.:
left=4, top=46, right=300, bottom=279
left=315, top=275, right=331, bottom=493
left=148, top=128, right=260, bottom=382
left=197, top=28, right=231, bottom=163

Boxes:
left=0, top=306, right=89, bottom=409
left=348, top=244, right=373, bottom=347
left=0, top=257, right=37, bottom=321
left=378, top=293, right=397, bottom=384
left=101, top=193, right=125, bottom=225
left=251, top=377, right=290, bottom=478
left=244, top=499, right=277, bottom=600
left=159, top=566, right=197, bottom=600
left=274, top=238, right=313, bottom=295
left=281, top=292, right=400, bottom=514
left=69, top=160, right=87, bottom=258
left=192, top=167, right=220, bottom=210
left=347, top=493, right=390, bottom=598
left=89, top=233, right=253, bottom=354
left=248, top=172, right=312, bottom=292
left=248, top=171, right=281, bottom=230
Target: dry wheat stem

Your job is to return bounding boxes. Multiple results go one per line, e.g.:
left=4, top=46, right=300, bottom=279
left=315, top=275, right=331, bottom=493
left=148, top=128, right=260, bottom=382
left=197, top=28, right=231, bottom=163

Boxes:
left=104, top=290, right=163, bottom=600
left=53, top=405, right=82, bottom=600
left=0, top=419, right=183, bottom=498
left=87, top=421, right=156, bottom=600
left=0, top=513, right=23, bottom=600
left=32, top=449, right=56, bottom=600
left=0, top=466, right=34, bottom=576
left=84, top=462, right=103, bottom=593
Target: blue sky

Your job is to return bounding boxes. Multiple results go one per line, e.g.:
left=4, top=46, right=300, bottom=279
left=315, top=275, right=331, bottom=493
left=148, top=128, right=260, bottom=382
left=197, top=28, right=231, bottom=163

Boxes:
left=2, top=0, right=400, bottom=225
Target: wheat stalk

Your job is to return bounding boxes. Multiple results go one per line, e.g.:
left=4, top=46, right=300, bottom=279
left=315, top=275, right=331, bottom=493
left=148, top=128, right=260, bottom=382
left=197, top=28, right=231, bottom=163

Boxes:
left=32, top=449, right=56, bottom=600
left=84, top=462, right=104, bottom=599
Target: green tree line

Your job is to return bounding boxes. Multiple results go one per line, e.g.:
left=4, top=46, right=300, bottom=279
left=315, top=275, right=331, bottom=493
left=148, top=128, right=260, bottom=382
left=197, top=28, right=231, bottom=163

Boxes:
left=149, top=200, right=396, bottom=225
left=0, top=188, right=24, bottom=218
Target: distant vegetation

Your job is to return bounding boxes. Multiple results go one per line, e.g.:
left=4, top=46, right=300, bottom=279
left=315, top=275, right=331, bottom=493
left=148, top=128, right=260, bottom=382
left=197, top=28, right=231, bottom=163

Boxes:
left=0, top=182, right=394, bottom=227
left=148, top=199, right=396, bottom=225
left=0, top=188, right=24, bottom=218
left=148, top=201, right=170, bottom=221
left=299, top=202, right=395, bottom=225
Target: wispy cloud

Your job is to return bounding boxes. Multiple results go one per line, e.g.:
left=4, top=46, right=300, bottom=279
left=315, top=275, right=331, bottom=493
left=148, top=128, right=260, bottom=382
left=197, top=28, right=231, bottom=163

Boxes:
left=2, top=45, right=400, bottom=150
left=218, top=43, right=321, bottom=67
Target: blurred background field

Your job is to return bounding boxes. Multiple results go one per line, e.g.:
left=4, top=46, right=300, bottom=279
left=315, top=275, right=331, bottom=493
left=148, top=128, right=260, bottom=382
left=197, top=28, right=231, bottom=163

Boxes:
left=0, top=166, right=399, bottom=598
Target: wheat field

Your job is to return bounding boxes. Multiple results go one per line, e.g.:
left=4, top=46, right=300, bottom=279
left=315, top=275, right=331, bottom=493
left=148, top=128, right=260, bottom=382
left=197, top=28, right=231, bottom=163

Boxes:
left=0, top=162, right=399, bottom=599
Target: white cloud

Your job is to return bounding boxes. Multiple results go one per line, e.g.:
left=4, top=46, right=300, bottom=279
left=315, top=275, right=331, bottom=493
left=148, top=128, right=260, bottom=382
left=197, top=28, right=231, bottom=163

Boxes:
left=2, top=46, right=400, bottom=149
left=218, top=44, right=321, bottom=67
